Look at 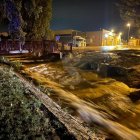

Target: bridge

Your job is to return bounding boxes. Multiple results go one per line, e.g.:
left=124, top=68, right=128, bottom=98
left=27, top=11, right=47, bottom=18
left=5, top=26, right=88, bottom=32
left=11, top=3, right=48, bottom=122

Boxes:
left=0, top=40, right=60, bottom=56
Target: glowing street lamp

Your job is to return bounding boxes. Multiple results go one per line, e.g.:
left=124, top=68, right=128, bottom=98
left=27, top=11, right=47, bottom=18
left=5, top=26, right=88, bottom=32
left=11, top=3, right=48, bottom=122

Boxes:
left=127, top=23, right=131, bottom=27
left=119, top=32, right=122, bottom=36
left=111, top=29, right=114, bottom=33
left=105, top=34, right=109, bottom=38
left=127, top=23, right=131, bottom=43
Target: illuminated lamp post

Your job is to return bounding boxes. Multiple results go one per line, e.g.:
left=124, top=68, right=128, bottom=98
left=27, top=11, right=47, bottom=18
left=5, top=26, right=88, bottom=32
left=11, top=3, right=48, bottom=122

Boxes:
left=127, top=23, right=131, bottom=43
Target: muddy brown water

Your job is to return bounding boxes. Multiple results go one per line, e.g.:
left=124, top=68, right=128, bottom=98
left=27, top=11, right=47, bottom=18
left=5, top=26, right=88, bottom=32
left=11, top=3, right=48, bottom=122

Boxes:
left=5, top=50, right=140, bottom=139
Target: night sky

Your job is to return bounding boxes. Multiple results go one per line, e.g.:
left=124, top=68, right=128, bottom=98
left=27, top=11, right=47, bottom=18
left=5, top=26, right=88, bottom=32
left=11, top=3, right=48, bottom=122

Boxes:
left=0, top=0, right=131, bottom=38
left=51, top=0, right=124, bottom=32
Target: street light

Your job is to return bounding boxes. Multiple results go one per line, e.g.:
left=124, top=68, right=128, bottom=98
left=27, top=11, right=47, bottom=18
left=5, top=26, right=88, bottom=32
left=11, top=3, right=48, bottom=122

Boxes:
left=119, top=32, right=122, bottom=36
left=111, top=29, right=114, bottom=33
left=127, top=23, right=131, bottom=43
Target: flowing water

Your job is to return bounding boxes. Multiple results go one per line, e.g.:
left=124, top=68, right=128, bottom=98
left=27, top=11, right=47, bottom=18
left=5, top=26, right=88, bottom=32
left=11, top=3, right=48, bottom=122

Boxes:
left=6, top=50, right=140, bottom=139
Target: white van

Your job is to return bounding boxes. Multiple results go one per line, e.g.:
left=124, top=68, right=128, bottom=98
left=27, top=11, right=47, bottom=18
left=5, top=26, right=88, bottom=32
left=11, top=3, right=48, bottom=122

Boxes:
left=73, top=36, right=86, bottom=47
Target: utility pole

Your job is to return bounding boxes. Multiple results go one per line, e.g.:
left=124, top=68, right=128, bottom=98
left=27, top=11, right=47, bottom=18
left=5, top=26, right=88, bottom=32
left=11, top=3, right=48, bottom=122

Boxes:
left=127, top=23, right=131, bottom=44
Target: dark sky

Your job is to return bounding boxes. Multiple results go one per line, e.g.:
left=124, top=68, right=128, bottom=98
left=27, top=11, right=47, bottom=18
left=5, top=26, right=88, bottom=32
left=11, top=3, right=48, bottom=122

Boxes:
left=51, top=0, right=124, bottom=32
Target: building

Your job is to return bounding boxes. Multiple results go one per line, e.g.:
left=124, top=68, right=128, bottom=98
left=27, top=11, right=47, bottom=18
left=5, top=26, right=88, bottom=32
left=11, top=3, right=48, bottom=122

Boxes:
left=129, top=38, right=140, bottom=46
left=54, top=29, right=86, bottom=47
left=86, top=29, right=122, bottom=46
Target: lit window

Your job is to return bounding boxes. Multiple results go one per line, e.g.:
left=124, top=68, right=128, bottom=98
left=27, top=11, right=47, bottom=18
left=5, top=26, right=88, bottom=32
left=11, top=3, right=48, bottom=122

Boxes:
left=90, top=39, right=93, bottom=43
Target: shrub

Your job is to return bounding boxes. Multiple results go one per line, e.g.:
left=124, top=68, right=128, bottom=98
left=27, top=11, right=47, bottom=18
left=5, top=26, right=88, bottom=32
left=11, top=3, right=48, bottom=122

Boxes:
left=0, top=56, right=9, bottom=63
left=0, top=56, right=22, bottom=70
left=11, top=61, right=23, bottom=70
left=0, top=67, right=54, bottom=140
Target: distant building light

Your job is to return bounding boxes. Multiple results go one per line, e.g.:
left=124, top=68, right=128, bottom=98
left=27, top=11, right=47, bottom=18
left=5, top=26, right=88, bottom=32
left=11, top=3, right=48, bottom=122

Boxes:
left=105, top=34, right=109, bottom=38
left=56, top=36, right=60, bottom=41
left=109, top=32, right=113, bottom=36
left=111, top=29, right=114, bottom=33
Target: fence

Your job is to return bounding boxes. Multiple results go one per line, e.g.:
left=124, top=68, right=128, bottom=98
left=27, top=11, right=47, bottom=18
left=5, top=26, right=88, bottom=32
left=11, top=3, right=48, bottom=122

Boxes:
left=0, top=40, right=59, bottom=56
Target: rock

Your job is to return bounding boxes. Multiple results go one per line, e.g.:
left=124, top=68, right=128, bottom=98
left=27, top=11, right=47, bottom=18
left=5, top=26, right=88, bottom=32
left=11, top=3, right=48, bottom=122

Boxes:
left=107, top=66, right=127, bottom=77
left=128, top=90, right=140, bottom=102
left=98, top=63, right=108, bottom=77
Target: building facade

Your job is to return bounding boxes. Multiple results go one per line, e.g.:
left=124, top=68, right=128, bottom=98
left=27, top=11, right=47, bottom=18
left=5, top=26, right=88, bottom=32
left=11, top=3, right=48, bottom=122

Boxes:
left=129, top=38, right=140, bottom=46
left=86, top=29, right=122, bottom=46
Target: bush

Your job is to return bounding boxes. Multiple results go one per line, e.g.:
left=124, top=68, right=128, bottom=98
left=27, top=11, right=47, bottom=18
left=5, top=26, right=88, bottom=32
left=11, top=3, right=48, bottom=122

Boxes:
left=11, top=61, right=23, bottom=70
left=0, top=56, right=22, bottom=70
left=0, top=56, right=9, bottom=63
left=0, top=67, right=55, bottom=140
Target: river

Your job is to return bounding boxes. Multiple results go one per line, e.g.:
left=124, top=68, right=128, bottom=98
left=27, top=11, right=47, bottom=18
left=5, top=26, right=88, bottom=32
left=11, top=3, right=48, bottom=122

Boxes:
left=6, top=50, right=140, bottom=139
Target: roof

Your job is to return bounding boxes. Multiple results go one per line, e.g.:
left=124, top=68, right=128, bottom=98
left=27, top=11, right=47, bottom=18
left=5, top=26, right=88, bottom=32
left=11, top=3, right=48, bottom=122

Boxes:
left=86, top=29, right=108, bottom=33
left=54, top=29, right=76, bottom=35
left=59, top=36, right=72, bottom=43
left=54, top=29, right=82, bottom=35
